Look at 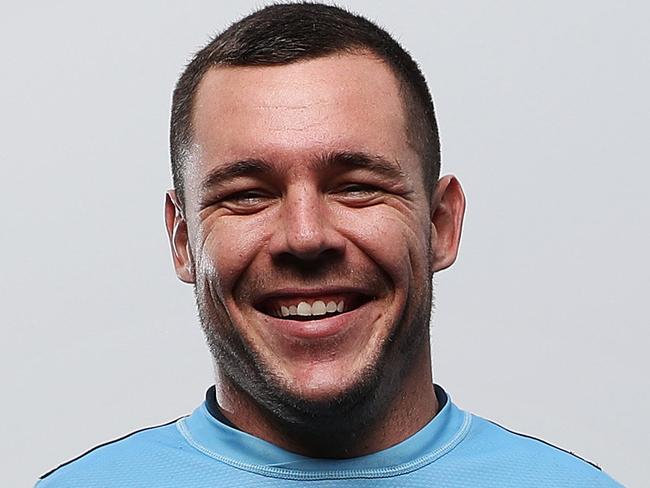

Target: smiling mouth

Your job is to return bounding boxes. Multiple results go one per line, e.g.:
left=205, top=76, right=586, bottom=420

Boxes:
left=256, top=293, right=371, bottom=321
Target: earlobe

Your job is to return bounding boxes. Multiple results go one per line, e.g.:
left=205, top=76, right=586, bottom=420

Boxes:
left=430, top=176, right=466, bottom=272
left=164, top=190, right=195, bottom=283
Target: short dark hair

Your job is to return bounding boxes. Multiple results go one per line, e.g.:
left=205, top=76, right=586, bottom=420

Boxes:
left=170, top=2, right=440, bottom=205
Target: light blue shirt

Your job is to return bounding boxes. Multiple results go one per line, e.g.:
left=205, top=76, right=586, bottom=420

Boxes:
left=37, top=387, right=622, bottom=487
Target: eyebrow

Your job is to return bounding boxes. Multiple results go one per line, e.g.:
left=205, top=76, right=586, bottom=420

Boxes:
left=199, top=151, right=407, bottom=193
left=199, top=158, right=273, bottom=194
left=317, top=151, right=407, bottom=181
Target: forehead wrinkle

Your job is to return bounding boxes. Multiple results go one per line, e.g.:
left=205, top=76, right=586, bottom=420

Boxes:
left=254, top=99, right=331, bottom=111
left=257, top=104, right=334, bottom=132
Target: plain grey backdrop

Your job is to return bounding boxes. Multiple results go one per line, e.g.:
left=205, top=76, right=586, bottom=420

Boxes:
left=2, top=1, right=647, bottom=486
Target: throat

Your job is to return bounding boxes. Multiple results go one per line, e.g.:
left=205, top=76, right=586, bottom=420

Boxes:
left=211, top=360, right=439, bottom=458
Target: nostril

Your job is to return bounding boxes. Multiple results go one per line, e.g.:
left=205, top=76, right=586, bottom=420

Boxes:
left=283, top=230, right=338, bottom=260
left=272, top=248, right=344, bottom=270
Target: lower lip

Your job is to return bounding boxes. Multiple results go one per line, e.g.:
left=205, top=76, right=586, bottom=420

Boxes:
left=258, top=305, right=367, bottom=340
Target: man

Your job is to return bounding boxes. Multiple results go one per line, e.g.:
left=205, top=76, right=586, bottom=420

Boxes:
left=37, top=3, right=621, bottom=487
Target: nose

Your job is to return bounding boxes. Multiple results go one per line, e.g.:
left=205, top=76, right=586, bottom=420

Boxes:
left=268, top=185, right=346, bottom=261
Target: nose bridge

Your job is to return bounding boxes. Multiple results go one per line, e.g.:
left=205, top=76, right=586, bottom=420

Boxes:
left=286, top=183, right=326, bottom=253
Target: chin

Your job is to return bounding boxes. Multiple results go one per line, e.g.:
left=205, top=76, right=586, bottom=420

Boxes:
left=260, top=349, right=389, bottom=423
left=282, top=365, right=376, bottom=406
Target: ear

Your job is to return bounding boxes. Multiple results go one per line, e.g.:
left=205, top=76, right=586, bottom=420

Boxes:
left=164, top=190, right=195, bottom=283
left=430, top=175, right=466, bottom=272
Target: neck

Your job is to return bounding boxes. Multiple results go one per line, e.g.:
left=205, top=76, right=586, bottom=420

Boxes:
left=213, top=346, right=438, bottom=458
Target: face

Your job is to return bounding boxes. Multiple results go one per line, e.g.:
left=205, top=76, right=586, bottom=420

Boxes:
left=166, top=53, right=464, bottom=419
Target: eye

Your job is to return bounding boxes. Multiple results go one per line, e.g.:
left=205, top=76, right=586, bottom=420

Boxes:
left=338, top=183, right=381, bottom=197
left=221, top=189, right=273, bottom=213
left=227, top=190, right=265, bottom=203
left=332, top=183, right=384, bottom=206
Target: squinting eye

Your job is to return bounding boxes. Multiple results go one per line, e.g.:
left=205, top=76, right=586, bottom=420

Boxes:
left=224, top=191, right=265, bottom=205
left=339, top=184, right=380, bottom=196
left=331, top=183, right=384, bottom=207
left=228, top=191, right=265, bottom=203
left=221, top=190, right=272, bottom=211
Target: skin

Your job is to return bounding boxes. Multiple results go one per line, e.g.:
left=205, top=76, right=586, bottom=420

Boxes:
left=165, top=53, right=466, bottom=457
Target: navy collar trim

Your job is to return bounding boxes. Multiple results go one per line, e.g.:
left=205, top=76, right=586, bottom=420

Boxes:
left=204, top=384, right=449, bottom=432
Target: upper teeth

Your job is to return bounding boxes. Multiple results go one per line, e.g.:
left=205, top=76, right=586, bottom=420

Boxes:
left=280, top=300, right=344, bottom=318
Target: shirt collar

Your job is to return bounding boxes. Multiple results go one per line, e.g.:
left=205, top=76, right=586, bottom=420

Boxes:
left=177, top=384, right=471, bottom=480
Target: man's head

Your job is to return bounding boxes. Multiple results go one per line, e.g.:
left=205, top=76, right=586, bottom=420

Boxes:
left=165, top=3, right=465, bottom=451
left=170, top=3, right=440, bottom=207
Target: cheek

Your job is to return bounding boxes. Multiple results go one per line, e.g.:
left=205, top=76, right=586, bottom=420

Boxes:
left=335, top=206, right=431, bottom=286
left=194, top=215, right=271, bottom=292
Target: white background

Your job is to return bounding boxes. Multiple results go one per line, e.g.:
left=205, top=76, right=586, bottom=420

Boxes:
left=1, top=1, right=647, bottom=486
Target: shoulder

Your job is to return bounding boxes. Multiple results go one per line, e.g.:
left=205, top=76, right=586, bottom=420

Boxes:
left=455, top=413, right=622, bottom=486
left=36, top=417, right=187, bottom=487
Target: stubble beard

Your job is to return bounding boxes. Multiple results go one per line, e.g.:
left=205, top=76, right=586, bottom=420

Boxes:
left=194, top=271, right=434, bottom=450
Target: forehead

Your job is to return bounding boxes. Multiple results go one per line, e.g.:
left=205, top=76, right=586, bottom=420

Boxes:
left=188, top=53, right=418, bottom=186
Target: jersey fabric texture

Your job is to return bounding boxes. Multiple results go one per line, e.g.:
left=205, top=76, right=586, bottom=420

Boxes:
left=37, top=386, right=622, bottom=487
